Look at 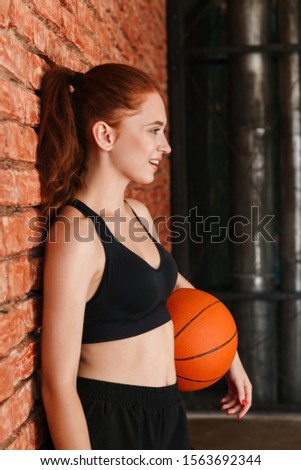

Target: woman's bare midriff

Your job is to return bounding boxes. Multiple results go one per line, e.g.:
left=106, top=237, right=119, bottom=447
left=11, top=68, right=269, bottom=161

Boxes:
left=78, top=320, right=176, bottom=387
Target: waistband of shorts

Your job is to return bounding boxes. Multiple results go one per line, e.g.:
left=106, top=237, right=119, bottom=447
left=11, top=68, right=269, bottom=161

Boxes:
left=77, top=376, right=180, bottom=408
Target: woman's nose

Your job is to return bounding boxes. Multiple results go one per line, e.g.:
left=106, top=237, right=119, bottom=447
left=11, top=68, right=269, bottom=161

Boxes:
left=158, top=136, right=172, bottom=155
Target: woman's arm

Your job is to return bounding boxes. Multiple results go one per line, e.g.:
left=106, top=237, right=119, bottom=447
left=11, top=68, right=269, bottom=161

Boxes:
left=41, top=216, right=104, bottom=449
left=221, top=352, right=252, bottom=419
left=173, top=272, right=195, bottom=290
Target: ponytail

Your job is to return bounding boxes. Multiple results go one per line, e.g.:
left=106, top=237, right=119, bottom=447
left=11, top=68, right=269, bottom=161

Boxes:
left=37, top=66, right=86, bottom=218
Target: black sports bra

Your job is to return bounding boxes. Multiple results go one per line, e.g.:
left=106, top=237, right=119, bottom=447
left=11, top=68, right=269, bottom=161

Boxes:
left=67, top=199, right=178, bottom=343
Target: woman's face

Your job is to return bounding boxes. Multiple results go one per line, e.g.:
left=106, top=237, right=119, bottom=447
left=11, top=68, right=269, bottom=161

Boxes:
left=109, top=92, right=171, bottom=185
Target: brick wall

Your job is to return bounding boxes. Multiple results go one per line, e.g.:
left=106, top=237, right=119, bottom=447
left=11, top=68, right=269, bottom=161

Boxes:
left=0, top=0, right=169, bottom=450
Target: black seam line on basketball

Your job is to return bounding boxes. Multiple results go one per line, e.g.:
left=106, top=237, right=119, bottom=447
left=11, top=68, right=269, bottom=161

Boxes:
left=175, top=329, right=238, bottom=361
left=174, top=300, right=220, bottom=339
left=177, top=374, right=223, bottom=383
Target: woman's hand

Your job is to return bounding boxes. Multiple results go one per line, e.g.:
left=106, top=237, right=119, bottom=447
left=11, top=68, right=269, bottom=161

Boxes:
left=220, top=352, right=252, bottom=420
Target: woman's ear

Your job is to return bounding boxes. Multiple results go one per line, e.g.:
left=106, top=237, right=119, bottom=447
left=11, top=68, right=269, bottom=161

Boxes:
left=92, top=121, right=117, bottom=151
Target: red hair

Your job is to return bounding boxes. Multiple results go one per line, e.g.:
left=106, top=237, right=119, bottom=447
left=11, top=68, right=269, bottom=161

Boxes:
left=37, top=63, right=160, bottom=218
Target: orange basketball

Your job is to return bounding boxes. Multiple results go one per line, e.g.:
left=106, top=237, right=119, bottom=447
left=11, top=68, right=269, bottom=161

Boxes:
left=166, top=288, right=238, bottom=392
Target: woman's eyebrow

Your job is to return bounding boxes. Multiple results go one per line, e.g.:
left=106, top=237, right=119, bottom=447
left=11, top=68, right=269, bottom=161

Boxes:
left=145, top=120, right=166, bottom=126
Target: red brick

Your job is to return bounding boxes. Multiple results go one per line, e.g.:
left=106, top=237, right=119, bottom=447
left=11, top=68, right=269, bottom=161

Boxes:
left=86, top=0, right=106, bottom=20
left=0, top=219, right=4, bottom=257
left=14, top=169, right=41, bottom=206
left=0, top=31, right=46, bottom=90
left=118, top=4, right=142, bottom=46
left=0, top=124, right=5, bottom=157
left=0, top=169, right=17, bottom=205
left=7, top=412, right=47, bottom=450
left=76, top=1, right=103, bottom=36
left=111, top=32, right=132, bottom=62
left=74, top=4, right=119, bottom=61
left=0, top=366, right=14, bottom=404
left=60, top=0, right=76, bottom=14
left=60, top=14, right=104, bottom=64
left=0, top=339, right=38, bottom=401
left=29, top=257, right=43, bottom=291
left=8, top=0, right=84, bottom=70
left=7, top=256, right=33, bottom=299
left=8, top=0, right=53, bottom=48
left=0, top=261, right=8, bottom=303
left=0, top=79, right=39, bottom=126
left=1, top=209, right=42, bottom=256
left=29, top=0, right=61, bottom=32
left=0, top=0, right=10, bottom=28
left=33, top=0, right=99, bottom=43
left=0, top=122, right=37, bottom=163
left=0, top=378, right=37, bottom=444
left=100, top=11, right=131, bottom=61
left=0, top=299, right=40, bottom=356
left=0, top=168, right=40, bottom=206
left=30, top=0, right=104, bottom=65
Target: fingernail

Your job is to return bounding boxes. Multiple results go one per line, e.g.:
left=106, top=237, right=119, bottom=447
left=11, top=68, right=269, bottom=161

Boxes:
left=241, top=400, right=246, bottom=406
left=227, top=410, right=232, bottom=415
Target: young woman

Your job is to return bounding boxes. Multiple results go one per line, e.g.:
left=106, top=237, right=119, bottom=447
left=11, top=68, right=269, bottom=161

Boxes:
left=38, top=63, right=252, bottom=450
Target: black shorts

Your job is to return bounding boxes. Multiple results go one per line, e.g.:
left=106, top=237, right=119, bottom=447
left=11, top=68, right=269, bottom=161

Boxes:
left=77, top=376, right=191, bottom=450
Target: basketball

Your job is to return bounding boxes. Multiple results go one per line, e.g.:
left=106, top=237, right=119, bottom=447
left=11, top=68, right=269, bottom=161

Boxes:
left=166, top=288, right=238, bottom=392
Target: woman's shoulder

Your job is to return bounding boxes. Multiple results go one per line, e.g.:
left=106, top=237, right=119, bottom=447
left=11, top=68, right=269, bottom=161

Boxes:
left=49, top=204, right=92, bottom=236
left=45, top=204, right=100, bottom=256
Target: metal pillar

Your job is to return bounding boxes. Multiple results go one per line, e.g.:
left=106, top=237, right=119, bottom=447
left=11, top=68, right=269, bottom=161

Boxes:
left=278, top=0, right=301, bottom=403
left=167, top=0, right=190, bottom=278
left=228, top=0, right=277, bottom=402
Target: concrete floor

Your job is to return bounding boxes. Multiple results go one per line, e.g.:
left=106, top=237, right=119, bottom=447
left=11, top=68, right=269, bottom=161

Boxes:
left=188, top=413, right=301, bottom=450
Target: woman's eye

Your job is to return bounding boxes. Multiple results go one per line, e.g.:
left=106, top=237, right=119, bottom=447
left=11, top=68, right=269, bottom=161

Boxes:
left=151, top=128, right=161, bottom=134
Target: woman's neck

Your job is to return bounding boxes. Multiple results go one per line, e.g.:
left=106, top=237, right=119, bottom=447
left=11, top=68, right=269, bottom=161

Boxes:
left=76, top=163, right=130, bottom=215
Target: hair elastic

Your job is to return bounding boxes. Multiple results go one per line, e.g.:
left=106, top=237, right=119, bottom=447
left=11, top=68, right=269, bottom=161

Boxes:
left=70, top=71, right=84, bottom=89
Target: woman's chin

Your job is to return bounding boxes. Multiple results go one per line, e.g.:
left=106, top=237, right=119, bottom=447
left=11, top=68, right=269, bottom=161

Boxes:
left=132, top=174, right=155, bottom=185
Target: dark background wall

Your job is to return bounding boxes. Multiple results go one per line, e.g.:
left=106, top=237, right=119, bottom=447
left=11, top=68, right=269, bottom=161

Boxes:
left=167, top=0, right=301, bottom=411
